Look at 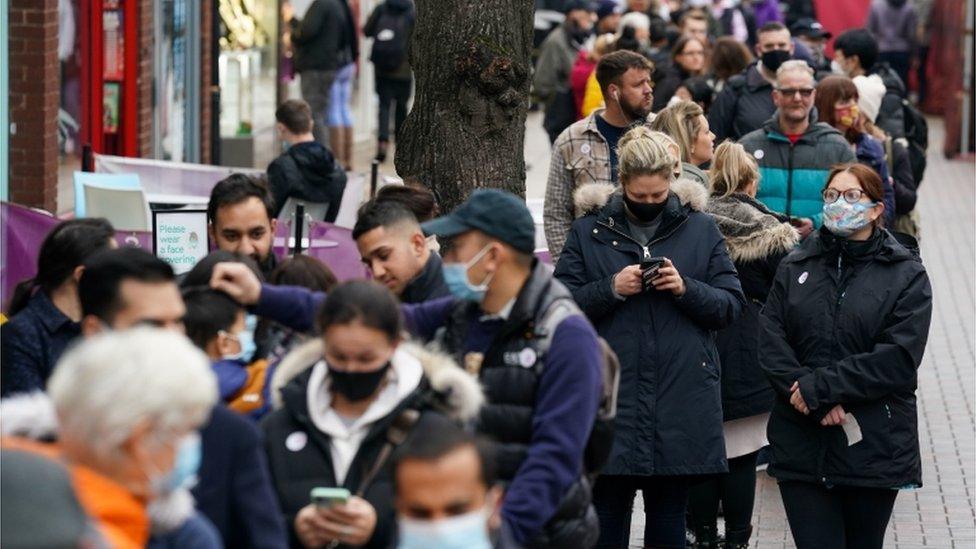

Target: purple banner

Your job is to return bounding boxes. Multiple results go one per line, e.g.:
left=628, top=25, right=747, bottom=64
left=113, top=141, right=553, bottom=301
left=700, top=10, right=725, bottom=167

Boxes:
left=2, top=202, right=367, bottom=308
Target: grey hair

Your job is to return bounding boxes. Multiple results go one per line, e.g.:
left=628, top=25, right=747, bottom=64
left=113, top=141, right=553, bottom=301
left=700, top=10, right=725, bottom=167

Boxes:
left=776, top=60, right=815, bottom=84
left=47, top=327, right=217, bottom=462
left=618, top=11, right=650, bottom=33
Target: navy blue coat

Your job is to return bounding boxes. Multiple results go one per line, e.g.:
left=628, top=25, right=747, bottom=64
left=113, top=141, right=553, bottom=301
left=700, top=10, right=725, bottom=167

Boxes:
left=194, top=406, right=289, bottom=549
left=554, top=180, right=746, bottom=476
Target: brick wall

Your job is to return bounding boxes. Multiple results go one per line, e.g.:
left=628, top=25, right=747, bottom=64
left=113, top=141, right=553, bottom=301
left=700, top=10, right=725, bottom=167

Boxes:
left=137, top=0, right=153, bottom=157
left=8, top=0, right=59, bottom=213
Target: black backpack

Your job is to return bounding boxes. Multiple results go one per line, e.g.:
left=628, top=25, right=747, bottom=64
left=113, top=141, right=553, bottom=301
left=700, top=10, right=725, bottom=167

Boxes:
left=368, top=4, right=413, bottom=73
left=899, top=98, right=928, bottom=185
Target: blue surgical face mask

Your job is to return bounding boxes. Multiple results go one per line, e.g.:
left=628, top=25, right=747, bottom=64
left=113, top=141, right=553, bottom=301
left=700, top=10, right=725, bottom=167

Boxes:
left=222, top=314, right=258, bottom=363
left=397, top=507, right=492, bottom=549
left=151, top=433, right=202, bottom=495
left=442, top=245, right=495, bottom=303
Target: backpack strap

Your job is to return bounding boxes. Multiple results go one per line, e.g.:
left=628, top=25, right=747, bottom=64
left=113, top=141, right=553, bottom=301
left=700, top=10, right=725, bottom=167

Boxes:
left=537, top=298, right=620, bottom=423
left=355, top=408, right=421, bottom=497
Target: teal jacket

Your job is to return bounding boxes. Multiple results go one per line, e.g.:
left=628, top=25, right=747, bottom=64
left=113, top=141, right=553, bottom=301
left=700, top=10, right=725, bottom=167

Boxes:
left=740, top=113, right=856, bottom=228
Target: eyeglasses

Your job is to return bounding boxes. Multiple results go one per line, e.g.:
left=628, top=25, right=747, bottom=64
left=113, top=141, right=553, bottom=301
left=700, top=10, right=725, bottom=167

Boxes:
left=776, top=87, right=815, bottom=98
left=823, top=188, right=871, bottom=204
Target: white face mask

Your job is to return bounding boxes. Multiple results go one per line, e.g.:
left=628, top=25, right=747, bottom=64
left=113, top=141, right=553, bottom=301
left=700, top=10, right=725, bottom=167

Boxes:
left=397, top=507, right=492, bottom=549
left=831, top=59, right=847, bottom=76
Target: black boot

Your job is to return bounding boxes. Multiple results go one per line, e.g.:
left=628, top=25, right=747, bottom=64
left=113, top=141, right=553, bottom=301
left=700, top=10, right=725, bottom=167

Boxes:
left=691, top=524, right=719, bottom=549
left=723, top=525, right=752, bottom=549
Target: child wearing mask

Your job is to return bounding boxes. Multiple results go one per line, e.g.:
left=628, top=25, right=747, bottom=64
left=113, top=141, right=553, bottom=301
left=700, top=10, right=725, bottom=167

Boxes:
left=182, top=287, right=270, bottom=419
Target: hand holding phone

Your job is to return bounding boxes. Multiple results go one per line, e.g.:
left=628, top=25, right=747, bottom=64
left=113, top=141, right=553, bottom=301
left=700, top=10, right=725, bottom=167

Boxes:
left=311, top=487, right=351, bottom=509
left=640, top=257, right=666, bottom=291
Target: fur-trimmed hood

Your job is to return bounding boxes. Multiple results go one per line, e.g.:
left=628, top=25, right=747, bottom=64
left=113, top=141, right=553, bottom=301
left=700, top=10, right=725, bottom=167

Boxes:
left=572, top=177, right=709, bottom=219
left=704, top=193, right=799, bottom=263
left=270, top=338, right=484, bottom=422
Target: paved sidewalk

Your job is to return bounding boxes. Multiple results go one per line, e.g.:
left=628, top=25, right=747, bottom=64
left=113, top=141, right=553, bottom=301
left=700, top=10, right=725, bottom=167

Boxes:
left=521, top=113, right=976, bottom=548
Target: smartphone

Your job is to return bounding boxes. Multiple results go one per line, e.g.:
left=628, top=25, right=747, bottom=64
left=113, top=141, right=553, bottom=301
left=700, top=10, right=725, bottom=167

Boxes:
left=311, top=487, right=351, bottom=509
left=640, top=257, right=666, bottom=291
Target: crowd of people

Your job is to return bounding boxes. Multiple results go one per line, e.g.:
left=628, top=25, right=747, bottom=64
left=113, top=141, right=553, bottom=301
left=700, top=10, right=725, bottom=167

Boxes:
left=1, top=1, right=937, bottom=549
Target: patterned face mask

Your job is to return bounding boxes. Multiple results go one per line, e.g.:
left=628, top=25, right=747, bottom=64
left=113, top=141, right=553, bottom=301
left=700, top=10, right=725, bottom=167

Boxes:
left=822, top=199, right=877, bottom=237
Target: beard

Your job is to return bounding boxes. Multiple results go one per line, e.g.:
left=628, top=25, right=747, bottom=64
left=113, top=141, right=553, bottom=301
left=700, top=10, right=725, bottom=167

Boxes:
left=621, top=97, right=653, bottom=122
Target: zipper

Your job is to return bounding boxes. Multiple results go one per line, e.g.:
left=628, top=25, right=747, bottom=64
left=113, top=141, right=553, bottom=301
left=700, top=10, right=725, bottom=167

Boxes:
left=597, top=216, right=689, bottom=261
left=786, top=143, right=795, bottom=219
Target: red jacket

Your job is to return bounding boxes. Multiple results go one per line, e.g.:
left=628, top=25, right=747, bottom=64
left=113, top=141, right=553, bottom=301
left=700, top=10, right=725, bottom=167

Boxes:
left=570, top=50, right=596, bottom=120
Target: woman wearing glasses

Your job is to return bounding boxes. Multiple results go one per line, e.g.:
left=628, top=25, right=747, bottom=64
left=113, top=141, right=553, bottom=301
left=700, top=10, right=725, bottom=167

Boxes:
left=814, top=75, right=897, bottom=228
left=760, top=163, right=933, bottom=549
left=652, top=36, right=708, bottom=113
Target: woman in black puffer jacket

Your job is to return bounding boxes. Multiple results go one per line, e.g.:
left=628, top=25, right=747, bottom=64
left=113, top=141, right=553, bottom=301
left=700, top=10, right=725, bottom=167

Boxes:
left=688, top=141, right=799, bottom=549
left=760, top=163, right=932, bottom=549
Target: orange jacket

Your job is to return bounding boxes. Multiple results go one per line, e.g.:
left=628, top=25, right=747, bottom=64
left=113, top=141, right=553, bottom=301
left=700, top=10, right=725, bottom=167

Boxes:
left=2, top=437, right=150, bottom=549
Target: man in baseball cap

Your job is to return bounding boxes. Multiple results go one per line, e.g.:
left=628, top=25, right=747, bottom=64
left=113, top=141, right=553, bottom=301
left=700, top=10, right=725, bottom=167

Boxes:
left=210, top=188, right=605, bottom=546
left=790, top=18, right=832, bottom=72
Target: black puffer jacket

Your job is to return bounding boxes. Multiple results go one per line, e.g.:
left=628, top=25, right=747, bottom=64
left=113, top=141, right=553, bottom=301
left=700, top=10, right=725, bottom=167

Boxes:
left=290, top=0, right=356, bottom=71
left=760, top=227, right=933, bottom=488
left=262, top=340, right=483, bottom=548
left=704, top=193, right=799, bottom=421
left=267, top=141, right=348, bottom=222
left=707, top=62, right=775, bottom=143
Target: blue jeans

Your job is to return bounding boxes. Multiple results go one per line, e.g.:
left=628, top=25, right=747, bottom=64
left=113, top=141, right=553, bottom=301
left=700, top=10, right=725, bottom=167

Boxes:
left=328, top=63, right=355, bottom=127
left=592, top=474, right=693, bottom=549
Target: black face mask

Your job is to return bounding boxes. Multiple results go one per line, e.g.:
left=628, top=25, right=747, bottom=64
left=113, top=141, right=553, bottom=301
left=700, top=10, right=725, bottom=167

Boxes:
left=328, top=362, right=392, bottom=402
left=761, top=49, right=792, bottom=72
left=624, top=194, right=666, bottom=222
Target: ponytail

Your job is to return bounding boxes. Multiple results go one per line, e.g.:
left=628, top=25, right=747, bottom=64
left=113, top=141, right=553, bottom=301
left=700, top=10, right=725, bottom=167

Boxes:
left=5, top=218, right=115, bottom=316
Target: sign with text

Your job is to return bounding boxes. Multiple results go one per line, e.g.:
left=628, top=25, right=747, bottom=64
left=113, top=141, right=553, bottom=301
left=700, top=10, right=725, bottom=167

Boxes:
left=152, top=210, right=209, bottom=274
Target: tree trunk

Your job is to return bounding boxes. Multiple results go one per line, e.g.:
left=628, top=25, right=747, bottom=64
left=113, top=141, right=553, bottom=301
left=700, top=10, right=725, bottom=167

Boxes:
left=395, top=0, right=534, bottom=212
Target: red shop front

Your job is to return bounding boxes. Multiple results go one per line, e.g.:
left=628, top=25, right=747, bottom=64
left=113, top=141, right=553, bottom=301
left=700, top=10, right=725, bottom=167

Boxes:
left=79, top=0, right=139, bottom=156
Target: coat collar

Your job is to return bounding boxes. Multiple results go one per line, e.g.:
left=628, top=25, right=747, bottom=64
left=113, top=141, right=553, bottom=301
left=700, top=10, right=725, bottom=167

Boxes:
left=574, top=177, right=709, bottom=220
left=28, top=291, right=76, bottom=334
left=788, top=227, right=916, bottom=264
left=272, top=339, right=484, bottom=422
left=401, top=253, right=446, bottom=304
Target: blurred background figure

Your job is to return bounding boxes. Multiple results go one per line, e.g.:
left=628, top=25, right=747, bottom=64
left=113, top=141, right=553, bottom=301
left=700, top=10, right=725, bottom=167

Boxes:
left=364, top=0, right=416, bottom=163
left=1, top=448, right=106, bottom=549
left=535, top=0, right=596, bottom=143
left=653, top=35, right=708, bottom=112
left=327, top=0, right=358, bottom=171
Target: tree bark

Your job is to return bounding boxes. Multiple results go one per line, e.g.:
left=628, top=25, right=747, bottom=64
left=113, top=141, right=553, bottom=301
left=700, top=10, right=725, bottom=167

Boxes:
left=395, top=0, right=534, bottom=212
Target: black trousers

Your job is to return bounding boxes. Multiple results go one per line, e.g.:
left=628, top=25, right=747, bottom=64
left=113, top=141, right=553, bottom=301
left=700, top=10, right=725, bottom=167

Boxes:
left=778, top=480, right=898, bottom=549
left=687, top=451, right=759, bottom=538
left=592, top=474, right=693, bottom=549
left=375, top=76, right=411, bottom=143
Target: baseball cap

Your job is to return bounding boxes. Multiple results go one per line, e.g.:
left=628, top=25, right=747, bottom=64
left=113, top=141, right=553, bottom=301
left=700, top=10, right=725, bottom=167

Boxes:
left=563, top=0, right=596, bottom=14
left=790, top=18, right=832, bottom=39
left=596, top=0, right=622, bottom=20
left=421, top=189, right=536, bottom=255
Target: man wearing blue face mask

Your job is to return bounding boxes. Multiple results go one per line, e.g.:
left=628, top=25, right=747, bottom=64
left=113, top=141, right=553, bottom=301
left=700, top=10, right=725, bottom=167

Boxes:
left=211, top=189, right=606, bottom=548
left=393, top=414, right=514, bottom=549
left=182, top=287, right=272, bottom=420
